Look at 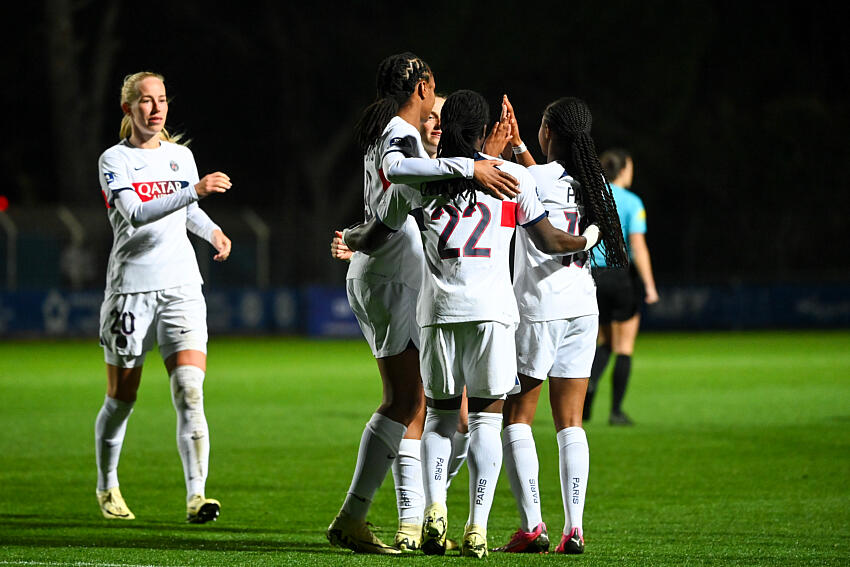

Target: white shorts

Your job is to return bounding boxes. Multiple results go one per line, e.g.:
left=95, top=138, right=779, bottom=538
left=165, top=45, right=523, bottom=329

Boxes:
left=515, top=315, right=598, bottom=380
left=420, top=321, right=518, bottom=400
left=99, top=284, right=208, bottom=368
left=346, top=278, right=419, bottom=358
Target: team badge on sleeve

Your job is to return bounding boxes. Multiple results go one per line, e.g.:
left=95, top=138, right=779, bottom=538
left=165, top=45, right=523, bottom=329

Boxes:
left=104, top=172, right=115, bottom=184
left=387, top=135, right=418, bottom=157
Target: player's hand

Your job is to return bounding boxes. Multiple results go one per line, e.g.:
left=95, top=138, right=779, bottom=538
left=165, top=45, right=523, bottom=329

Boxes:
left=503, top=95, right=522, bottom=147
left=482, top=102, right=512, bottom=157
left=645, top=287, right=660, bottom=304
left=211, top=229, right=231, bottom=261
left=195, top=172, right=232, bottom=198
left=472, top=160, right=519, bottom=200
left=332, top=230, right=353, bottom=261
left=581, top=224, right=601, bottom=250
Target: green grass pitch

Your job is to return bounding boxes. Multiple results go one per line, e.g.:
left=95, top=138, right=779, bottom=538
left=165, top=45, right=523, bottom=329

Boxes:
left=1, top=331, right=848, bottom=566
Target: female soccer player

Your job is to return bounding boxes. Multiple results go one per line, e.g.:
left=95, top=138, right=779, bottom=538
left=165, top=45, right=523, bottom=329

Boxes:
left=487, top=96, right=628, bottom=554
left=583, top=149, right=659, bottom=425
left=343, top=89, right=600, bottom=558
left=95, top=71, right=232, bottom=523
left=327, top=53, right=519, bottom=555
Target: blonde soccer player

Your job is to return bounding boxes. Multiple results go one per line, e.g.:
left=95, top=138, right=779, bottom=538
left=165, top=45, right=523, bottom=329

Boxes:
left=95, top=71, right=231, bottom=523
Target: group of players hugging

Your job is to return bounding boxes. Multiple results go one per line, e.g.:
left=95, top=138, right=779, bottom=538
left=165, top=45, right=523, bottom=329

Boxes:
left=327, top=52, right=629, bottom=558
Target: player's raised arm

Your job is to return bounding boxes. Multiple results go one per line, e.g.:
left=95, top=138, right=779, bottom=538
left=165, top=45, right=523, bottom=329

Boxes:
left=503, top=94, right=536, bottom=167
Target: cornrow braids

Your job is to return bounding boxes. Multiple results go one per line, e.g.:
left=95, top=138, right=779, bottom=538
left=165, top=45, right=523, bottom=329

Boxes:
left=543, top=97, right=628, bottom=269
left=422, top=90, right=489, bottom=204
left=354, top=52, right=432, bottom=154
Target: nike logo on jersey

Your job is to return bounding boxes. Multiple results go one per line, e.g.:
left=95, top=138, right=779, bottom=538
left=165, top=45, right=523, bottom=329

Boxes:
left=132, top=180, right=190, bottom=202
left=134, top=165, right=147, bottom=170
left=180, top=329, right=191, bottom=334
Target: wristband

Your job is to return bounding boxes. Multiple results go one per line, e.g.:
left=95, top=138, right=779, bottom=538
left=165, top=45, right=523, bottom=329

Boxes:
left=582, top=224, right=600, bottom=251
left=512, top=142, right=527, bottom=155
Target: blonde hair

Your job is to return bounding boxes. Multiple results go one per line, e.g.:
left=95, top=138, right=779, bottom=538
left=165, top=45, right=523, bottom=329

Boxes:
left=118, top=71, right=184, bottom=144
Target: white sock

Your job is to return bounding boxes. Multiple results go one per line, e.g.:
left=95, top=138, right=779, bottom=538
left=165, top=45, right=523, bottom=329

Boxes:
left=503, top=423, right=542, bottom=531
left=169, top=365, right=209, bottom=501
left=421, top=407, right=459, bottom=507
left=557, top=426, right=589, bottom=535
left=95, top=395, right=134, bottom=491
left=466, top=411, right=503, bottom=529
left=445, top=430, right=470, bottom=489
left=342, top=413, right=407, bottom=521
left=392, top=438, right=424, bottom=525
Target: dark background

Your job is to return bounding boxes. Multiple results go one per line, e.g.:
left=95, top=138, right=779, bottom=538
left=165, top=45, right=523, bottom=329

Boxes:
left=5, top=0, right=849, bottom=288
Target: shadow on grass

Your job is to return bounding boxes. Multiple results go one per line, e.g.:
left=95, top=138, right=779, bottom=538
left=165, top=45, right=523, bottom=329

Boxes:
left=0, top=514, right=338, bottom=554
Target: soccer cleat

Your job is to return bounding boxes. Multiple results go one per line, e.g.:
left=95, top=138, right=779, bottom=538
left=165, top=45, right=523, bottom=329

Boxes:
left=394, top=521, right=422, bottom=551
left=494, top=522, right=549, bottom=553
left=186, top=494, right=221, bottom=524
left=421, top=502, right=448, bottom=555
left=555, top=527, right=585, bottom=554
left=609, top=411, right=634, bottom=426
left=461, top=524, right=488, bottom=558
left=326, top=511, right=401, bottom=555
left=96, top=487, right=135, bottom=520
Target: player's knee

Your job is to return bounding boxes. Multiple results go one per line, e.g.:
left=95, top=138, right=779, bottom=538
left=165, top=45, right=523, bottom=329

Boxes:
left=169, top=365, right=205, bottom=412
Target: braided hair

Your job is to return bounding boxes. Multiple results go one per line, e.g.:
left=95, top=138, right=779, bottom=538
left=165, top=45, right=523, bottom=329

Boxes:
left=422, top=89, right=489, bottom=203
left=543, top=97, right=628, bottom=268
left=354, top=52, right=432, bottom=154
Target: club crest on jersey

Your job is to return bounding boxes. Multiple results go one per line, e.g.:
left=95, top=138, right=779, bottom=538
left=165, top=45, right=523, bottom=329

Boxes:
left=132, top=180, right=190, bottom=202
left=104, top=172, right=115, bottom=184
left=170, top=160, right=179, bottom=171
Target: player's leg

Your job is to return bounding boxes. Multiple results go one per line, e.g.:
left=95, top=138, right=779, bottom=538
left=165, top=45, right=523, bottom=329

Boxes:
left=445, top=388, right=469, bottom=489
left=328, top=280, right=416, bottom=554
left=327, top=348, right=416, bottom=555
left=609, top=313, right=640, bottom=425
left=421, top=396, right=462, bottom=555
left=584, top=323, right=611, bottom=420
left=419, top=324, right=464, bottom=555
left=463, top=396, right=504, bottom=558
left=158, top=284, right=219, bottom=523
left=392, top=396, right=425, bottom=550
left=496, top=373, right=550, bottom=553
left=387, top=351, right=427, bottom=551
left=460, top=321, right=516, bottom=558
left=550, top=377, right=589, bottom=553
left=496, top=317, right=556, bottom=552
left=549, top=314, right=597, bottom=554
left=95, top=291, right=154, bottom=520
left=95, top=364, right=142, bottom=519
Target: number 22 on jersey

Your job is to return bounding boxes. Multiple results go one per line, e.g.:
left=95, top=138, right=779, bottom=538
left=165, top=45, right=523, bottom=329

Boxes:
left=430, top=202, right=493, bottom=259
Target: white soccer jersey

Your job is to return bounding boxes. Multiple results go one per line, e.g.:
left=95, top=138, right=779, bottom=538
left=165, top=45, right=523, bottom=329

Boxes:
left=347, top=116, right=473, bottom=288
left=99, top=140, right=216, bottom=294
left=416, top=156, right=546, bottom=327
left=513, top=161, right=598, bottom=321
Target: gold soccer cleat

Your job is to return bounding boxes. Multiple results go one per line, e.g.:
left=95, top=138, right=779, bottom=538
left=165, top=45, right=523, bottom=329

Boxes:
left=186, top=494, right=221, bottom=524
left=326, top=510, right=401, bottom=555
left=96, top=487, right=135, bottom=520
